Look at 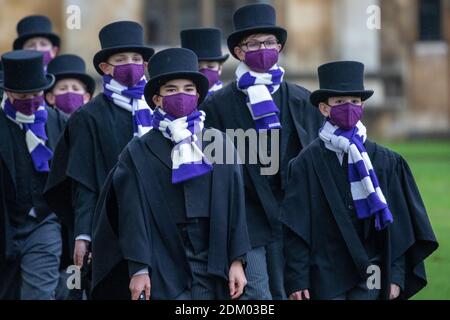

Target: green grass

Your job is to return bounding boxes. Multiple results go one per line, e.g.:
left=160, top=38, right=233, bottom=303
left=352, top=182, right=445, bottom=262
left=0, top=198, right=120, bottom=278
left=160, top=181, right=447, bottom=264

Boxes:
left=383, top=140, right=450, bottom=300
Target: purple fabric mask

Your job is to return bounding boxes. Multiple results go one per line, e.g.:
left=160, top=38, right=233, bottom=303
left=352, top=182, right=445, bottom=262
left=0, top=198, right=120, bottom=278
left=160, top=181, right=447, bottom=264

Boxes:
left=42, top=50, right=54, bottom=66
left=12, top=95, right=45, bottom=116
left=55, top=92, right=85, bottom=115
left=162, top=93, right=199, bottom=118
left=112, top=63, right=145, bottom=87
left=199, top=68, right=220, bottom=89
left=244, top=48, right=279, bottom=73
left=329, top=102, right=363, bottom=130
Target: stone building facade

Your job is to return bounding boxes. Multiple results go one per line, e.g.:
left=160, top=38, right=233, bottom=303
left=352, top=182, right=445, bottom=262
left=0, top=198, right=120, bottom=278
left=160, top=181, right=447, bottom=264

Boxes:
left=0, top=0, right=448, bottom=138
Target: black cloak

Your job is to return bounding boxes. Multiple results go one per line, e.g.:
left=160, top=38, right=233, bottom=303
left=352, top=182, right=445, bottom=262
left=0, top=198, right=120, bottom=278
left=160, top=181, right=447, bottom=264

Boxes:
left=91, top=129, right=251, bottom=300
left=281, top=139, right=439, bottom=300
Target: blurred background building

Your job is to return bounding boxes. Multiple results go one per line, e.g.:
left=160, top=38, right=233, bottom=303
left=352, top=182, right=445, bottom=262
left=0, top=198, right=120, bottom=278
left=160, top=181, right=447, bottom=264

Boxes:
left=0, top=0, right=449, bottom=139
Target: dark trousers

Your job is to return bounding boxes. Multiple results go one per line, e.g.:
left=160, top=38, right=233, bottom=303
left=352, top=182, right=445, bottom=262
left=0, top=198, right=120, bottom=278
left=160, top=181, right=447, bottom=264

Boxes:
left=0, top=213, right=61, bottom=300
left=177, top=225, right=226, bottom=300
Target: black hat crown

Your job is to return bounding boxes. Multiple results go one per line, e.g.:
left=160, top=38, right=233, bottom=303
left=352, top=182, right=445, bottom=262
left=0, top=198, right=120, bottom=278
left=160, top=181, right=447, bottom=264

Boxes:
left=1, top=50, right=55, bottom=93
left=309, top=61, right=374, bottom=107
left=99, top=21, right=145, bottom=50
left=48, top=54, right=87, bottom=75
left=227, top=4, right=287, bottom=59
left=318, top=61, right=366, bottom=92
left=180, top=28, right=229, bottom=62
left=13, top=15, right=60, bottom=50
left=93, top=21, right=155, bottom=75
left=144, top=48, right=209, bottom=107
left=233, top=4, right=278, bottom=31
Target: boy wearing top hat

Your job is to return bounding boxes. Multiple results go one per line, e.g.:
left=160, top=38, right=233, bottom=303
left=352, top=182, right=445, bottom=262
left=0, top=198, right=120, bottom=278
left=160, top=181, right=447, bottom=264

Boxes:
left=282, top=61, right=438, bottom=300
left=44, top=21, right=154, bottom=272
left=200, top=3, right=323, bottom=299
left=181, top=28, right=229, bottom=95
left=45, top=54, right=95, bottom=117
left=91, top=48, right=250, bottom=300
left=14, top=15, right=60, bottom=67
left=0, top=50, right=67, bottom=299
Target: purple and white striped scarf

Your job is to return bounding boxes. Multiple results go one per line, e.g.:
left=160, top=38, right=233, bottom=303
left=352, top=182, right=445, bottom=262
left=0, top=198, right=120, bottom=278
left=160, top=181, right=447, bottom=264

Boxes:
left=208, top=81, right=223, bottom=95
left=152, top=108, right=213, bottom=184
left=319, top=120, right=394, bottom=231
left=103, top=75, right=153, bottom=137
left=1, top=98, right=53, bottom=172
left=236, top=62, right=285, bottom=130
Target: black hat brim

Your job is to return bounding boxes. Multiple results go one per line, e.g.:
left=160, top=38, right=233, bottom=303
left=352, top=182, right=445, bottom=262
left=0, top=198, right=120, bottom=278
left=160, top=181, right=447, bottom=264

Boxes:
left=46, top=72, right=96, bottom=96
left=197, top=53, right=230, bottom=63
left=13, top=32, right=60, bottom=50
left=309, top=89, right=374, bottom=107
left=93, top=45, right=155, bottom=75
left=0, top=73, right=55, bottom=93
left=227, top=26, right=287, bottom=59
left=144, top=71, right=209, bottom=108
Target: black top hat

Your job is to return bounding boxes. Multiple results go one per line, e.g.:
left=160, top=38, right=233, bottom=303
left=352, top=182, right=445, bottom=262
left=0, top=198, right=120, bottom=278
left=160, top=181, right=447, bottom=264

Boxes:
left=46, top=54, right=96, bottom=95
left=309, top=61, right=374, bottom=107
left=180, top=28, right=229, bottom=63
left=93, top=21, right=155, bottom=75
left=0, top=50, right=55, bottom=93
left=144, top=48, right=209, bottom=107
left=13, top=15, right=60, bottom=50
left=227, top=4, right=287, bottom=59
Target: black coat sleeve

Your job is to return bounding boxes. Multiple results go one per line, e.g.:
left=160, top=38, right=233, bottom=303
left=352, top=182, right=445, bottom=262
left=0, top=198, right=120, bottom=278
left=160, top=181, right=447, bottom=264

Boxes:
left=73, top=182, right=97, bottom=239
left=200, top=92, right=225, bottom=131
left=387, top=154, right=439, bottom=299
left=113, top=150, right=153, bottom=274
left=281, top=155, right=311, bottom=295
left=44, top=110, right=99, bottom=229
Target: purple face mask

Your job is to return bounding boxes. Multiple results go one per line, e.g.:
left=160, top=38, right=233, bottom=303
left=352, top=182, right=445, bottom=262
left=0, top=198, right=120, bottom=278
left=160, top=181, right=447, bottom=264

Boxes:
left=42, top=50, right=54, bottom=66
left=199, top=68, right=220, bottom=89
left=12, top=95, right=45, bottom=116
left=329, top=102, right=363, bottom=130
left=55, top=92, right=85, bottom=115
left=111, top=63, right=145, bottom=87
left=162, top=93, right=199, bottom=118
left=244, top=48, right=279, bottom=73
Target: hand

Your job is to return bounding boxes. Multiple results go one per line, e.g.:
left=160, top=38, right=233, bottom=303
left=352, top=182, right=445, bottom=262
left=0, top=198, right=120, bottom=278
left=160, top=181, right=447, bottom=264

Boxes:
left=228, top=260, right=247, bottom=299
left=289, top=289, right=310, bottom=300
left=389, top=283, right=401, bottom=300
left=73, top=240, right=90, bottom=268
left=130, top=274, right=151, bottom=300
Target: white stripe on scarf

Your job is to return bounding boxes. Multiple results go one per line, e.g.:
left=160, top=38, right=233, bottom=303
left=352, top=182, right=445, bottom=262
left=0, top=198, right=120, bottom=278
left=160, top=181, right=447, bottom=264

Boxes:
left=104, top=77, right=153, bottom=137
left=319, top=120, right=389, bottom=207
left=156, top=109, right=206, bottom=169
left=235, top=62, right=284, bottom=122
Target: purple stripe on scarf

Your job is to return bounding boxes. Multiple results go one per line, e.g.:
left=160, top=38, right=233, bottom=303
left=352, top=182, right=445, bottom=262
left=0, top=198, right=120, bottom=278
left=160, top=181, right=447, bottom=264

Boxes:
left=134, top=108, right=153, bottom=127
left=335, top=123, right=393, bottom=231
left=30, top=143, right=53, bottom=172
left=172, top=161, right=213, bottom=184
left=237, top=72, right=257, bottom=88
left=255, top=114, right=281, bottom=131
left=152, top=108, right=213, bottom=184
left=3, top=99, right=52, bottom=172
left=251, top=100, right=280, bottom=118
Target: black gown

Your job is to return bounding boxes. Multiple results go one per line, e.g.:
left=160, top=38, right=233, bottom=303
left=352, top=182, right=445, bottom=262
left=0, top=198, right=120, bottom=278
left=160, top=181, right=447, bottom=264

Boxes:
left=281, top=138, right=439, bottom=300
left=91, top=129, right=251, bottom=300
left=200, top=81, right=324, bottom=248
left=44, top=94, right=133, bottom=239
left=0, top=107, right=67, bottom=298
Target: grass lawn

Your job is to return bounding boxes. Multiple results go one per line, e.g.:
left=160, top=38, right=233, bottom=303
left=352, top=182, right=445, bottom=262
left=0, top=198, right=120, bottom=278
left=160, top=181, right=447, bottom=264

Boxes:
left=383, top=141, right=450, bottom=300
